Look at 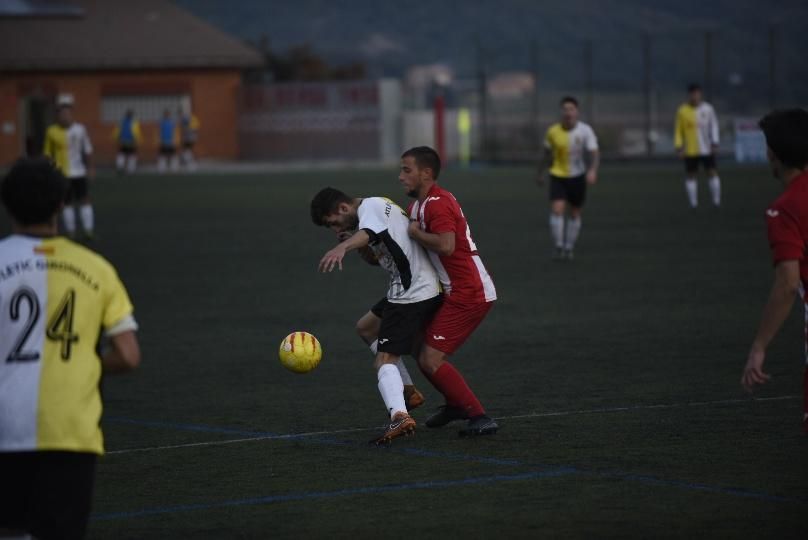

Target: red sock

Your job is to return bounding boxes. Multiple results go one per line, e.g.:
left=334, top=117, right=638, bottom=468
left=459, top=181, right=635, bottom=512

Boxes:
left=429, top=362, right=485, bottom=417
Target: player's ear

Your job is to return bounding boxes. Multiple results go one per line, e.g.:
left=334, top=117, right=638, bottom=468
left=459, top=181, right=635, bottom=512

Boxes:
left=338, top=202, right=350, bottom=214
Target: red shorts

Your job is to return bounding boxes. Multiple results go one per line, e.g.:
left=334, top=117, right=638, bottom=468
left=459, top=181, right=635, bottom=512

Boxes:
left=424, top=297, right=493, bottom=354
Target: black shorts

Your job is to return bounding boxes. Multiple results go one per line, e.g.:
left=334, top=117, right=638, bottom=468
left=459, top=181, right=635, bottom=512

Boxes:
left=549, top=174, right=587, bottom=208
left=370, top=297, right=388, bottom=318
left=182, top=141, right=195, bottom=150
left=159, top=145, right=176, bottom=156
left=376, top=295, right=442, bottom=356
left=684, top=155, right=717, bottom=174
left=65, top=177, right=89, bottom=203
left=0, top=451, right=96, bottom=540
left=118, top=144, right=136, bottom=155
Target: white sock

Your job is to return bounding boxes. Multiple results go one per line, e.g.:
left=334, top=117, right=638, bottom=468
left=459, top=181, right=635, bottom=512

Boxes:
left=170, top=156, right=180, bottom=172
left=115, top=153, right=126, bottom=171
left=369, top=339, right=378, bottom=355
left=685, top=178, right=698, bottom=208
left=62, top=206, right=76, bottom=234
left=708, top=175, right=721, bottom=206
left=396, top=359, right=413, bottom=386
left=549, top=214, right=564, bottom=248
left=158, top=156, right=167, bottom=172
left=565, top=217, right=581, bottom=250
left=79, top=204, right=94, bottom=234
left=127, top=155, right=137, bottom=173
left=377, top=363, right=407, bottom=418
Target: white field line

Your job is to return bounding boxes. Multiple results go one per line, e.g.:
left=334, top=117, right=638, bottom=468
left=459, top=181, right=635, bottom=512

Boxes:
left=106, top=395, right=798, bottom=455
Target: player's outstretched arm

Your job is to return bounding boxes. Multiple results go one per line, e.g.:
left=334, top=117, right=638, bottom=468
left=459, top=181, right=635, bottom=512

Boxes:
left=742, top=260, right=800, bottom=392
left=337, top=231, right=379, bottom=266
left=319, top=229, right=370, bottom=272
left=102, top=330, right=141, bottom=374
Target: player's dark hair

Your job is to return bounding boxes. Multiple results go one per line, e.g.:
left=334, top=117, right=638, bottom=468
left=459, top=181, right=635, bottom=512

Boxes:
left=401, top=146, right=441, bottom=180
left=759, top=109, right=808, bottom=170
left=560, top=96, right=579, bottom=108
left=310, top=187, right=352, bottom=226
left=1, top=157, right=66, bottom=226
left=687, top=83, right=702, bottom=93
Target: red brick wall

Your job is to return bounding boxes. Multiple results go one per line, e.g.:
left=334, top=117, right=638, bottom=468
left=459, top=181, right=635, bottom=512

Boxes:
left=0, top=70, right=243, bottom=166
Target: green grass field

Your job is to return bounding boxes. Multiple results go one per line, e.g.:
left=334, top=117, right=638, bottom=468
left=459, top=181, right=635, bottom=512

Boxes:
left=4, top=163, right=807, bottom=538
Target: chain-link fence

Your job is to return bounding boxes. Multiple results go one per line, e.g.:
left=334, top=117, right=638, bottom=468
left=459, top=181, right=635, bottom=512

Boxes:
left=416, top=21, right=808, bottom=162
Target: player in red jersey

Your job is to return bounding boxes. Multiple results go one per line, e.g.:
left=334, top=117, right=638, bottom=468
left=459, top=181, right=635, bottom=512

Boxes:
left=741, top=109, right=808, bottom=434
left=399, top=146, right=498, bottom=437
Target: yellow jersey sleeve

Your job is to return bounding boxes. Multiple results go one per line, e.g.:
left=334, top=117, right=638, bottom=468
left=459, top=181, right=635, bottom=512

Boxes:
left=101, top=265, right=134, bottom=331
left=132, top=121, right=142, bottom=145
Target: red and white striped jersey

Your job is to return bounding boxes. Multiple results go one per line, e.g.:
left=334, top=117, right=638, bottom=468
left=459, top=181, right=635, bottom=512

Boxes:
left=408, top=184, right=496, bottom=304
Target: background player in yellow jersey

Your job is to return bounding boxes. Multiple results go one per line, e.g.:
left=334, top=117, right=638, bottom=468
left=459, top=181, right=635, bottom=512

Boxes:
left=537, top=96, right=599, bottom=260
left=0, top=158, right=140, bottom=539
left=43, top=94, right=96, bottom=240
left=674, top=83, right=721, bottom=208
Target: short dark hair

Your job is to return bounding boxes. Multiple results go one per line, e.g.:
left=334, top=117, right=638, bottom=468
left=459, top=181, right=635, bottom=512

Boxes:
left=560, top=96, right=579, bottom=108
left=401, top=146, right=441, bottom=180
left=759, top=109, right=808, bottom=170
left=1, top=158, right=66, bottom=225
left=310, top=187, right=352, bottom=226
left=687, top=83, right=702, bottom=93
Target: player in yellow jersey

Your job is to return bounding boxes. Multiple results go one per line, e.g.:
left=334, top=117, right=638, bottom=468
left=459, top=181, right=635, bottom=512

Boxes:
left=43, top=95, right=96, bottom=240
left=674, top=83, right=721, bottom=208
left=537, top=96, right=600, bottom=260
left=0, top=158, right=140, bottom=540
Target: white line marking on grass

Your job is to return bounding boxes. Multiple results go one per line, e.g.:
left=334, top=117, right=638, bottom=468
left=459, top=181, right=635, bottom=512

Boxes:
left=106, top=395, right=798, bottom=455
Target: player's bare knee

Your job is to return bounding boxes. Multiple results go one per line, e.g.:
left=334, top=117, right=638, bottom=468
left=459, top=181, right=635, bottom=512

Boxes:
left=355, top=313, right=379, bottom=344
left=417, top=347, right=445, bottom=375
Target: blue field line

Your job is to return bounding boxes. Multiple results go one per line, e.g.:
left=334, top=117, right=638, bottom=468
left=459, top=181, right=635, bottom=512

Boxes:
left=105, top=416, right=808, bottom=507
left=92, top=468, right=576, bottom=521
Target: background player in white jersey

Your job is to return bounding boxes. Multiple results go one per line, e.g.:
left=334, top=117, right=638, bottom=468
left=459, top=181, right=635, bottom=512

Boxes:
left=43, top=94, right=95, bottom=240
left=537, top=96, right=599, bottom=260
left=311, top=188, right=441, bottom=445
left=0, top=158, right=140, bottom=539
left=674, top=83, right=721, bottom=208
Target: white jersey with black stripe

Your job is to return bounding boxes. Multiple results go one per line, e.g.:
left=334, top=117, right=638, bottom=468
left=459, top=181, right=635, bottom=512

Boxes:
left=357, top=197, right=440, bottom=304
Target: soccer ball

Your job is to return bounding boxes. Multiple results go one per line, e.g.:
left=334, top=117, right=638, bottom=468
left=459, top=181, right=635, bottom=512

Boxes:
left=279, top=331, right=322, bottom=373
